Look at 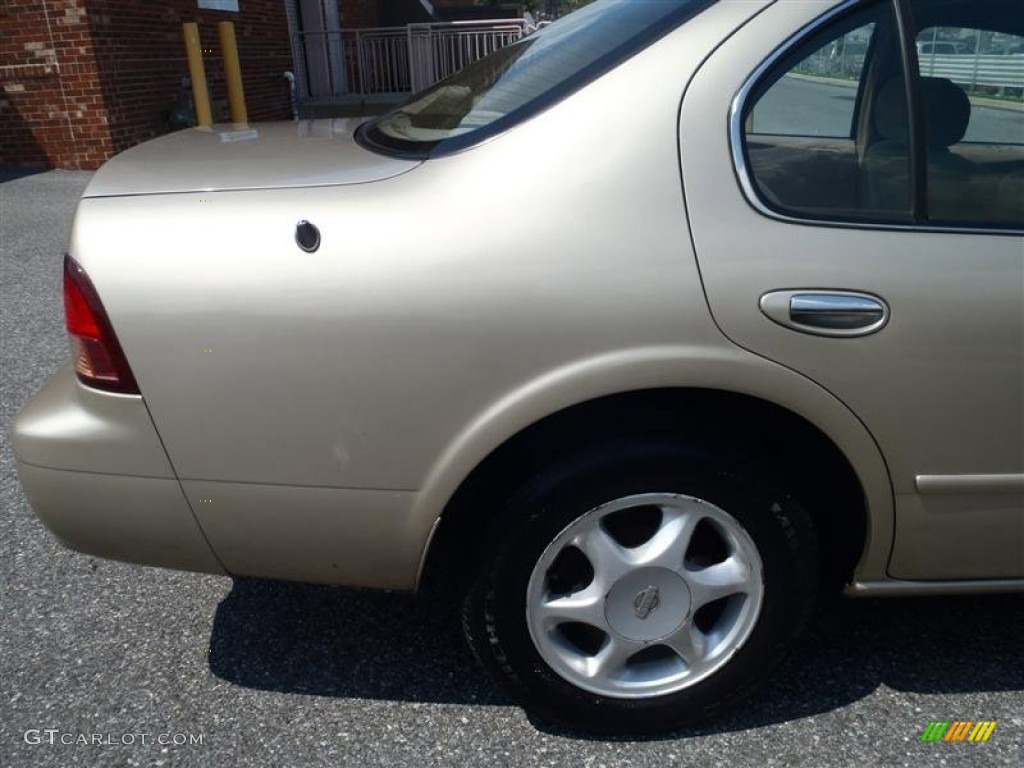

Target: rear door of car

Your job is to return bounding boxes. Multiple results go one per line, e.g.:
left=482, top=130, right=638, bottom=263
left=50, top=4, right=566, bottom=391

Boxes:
left=680, top=0, right=1023, bottom=580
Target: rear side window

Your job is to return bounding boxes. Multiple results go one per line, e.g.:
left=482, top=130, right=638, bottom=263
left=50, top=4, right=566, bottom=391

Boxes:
left=910, top=6, right=1023, bottom=225
left=742, top=1, right=910, bottom=222
left=358, top=0, right=714, bottom=158
left=738, top=0, right=1024, bottom=230
left=914, top=26, right=1023, bottom=145
left=747, top=21, right=877, bottom=140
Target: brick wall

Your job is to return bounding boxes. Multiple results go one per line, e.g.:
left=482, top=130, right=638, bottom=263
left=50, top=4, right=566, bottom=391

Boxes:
left=1, top=1, right=101, bottom=168
left=1, top=0, right=294, bottom=170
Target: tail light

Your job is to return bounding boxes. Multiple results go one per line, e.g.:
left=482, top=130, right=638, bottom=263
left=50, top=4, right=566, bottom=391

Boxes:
left=63, top=255, right=140, bottom=394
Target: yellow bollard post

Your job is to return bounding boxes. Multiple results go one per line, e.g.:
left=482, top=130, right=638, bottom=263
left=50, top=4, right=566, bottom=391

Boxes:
left=183, top=22, right=213, bottom=127
left=218, top=21, right=248, bottom=125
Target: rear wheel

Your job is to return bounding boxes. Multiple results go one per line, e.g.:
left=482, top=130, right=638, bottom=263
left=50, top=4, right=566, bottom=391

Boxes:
left=461, top=441, right=818, bottom=734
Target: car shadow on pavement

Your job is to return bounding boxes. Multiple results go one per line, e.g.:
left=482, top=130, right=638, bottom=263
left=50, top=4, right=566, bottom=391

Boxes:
left=209, top=579, right=1022, bottom=733
left=208, top=577, right=506, bottom=705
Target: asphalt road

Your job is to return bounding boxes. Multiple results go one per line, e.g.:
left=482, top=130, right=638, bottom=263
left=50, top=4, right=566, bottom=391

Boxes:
left=753, top=76, right=1021, bottom=143
left=1, top=169, right=1022, bottom=767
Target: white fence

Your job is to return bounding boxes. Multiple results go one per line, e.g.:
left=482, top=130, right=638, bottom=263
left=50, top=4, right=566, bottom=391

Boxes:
left=918, top=53, right=1024, bottom=91
left=407, top=20, right=527, bottom=93
left=295, top=19, right=529, bottom=100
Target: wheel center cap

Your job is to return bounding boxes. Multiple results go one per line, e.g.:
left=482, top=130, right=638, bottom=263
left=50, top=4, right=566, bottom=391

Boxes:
left=604, top=567, right=690, bottom=642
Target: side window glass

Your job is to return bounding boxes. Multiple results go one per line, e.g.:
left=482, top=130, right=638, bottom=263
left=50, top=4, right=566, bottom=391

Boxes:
left=748, top=27, right=873, bottom=138
left=916, top=26, right=1023, bottom=144
left=741, top=2, right=912, bottom=222
left=910, top=4, right=1024, bottom=226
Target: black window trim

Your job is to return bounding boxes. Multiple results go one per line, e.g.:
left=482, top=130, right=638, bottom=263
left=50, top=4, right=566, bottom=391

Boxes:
left=893, top=0, right=928, bottom=223
left=729, top=0, right=1024, bottom=236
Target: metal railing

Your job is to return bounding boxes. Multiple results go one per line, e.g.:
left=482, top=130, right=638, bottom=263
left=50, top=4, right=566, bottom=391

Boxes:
left=294, top=19, right=529, bottom=101
left=795, top=33, right=1024, bottom=99
left=918, top=53, right=1024, bottom=92
left=407, top=20, right=527, bottom=93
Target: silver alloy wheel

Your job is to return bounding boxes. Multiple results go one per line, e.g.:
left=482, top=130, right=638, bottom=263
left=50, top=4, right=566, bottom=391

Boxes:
left=525, top=493, right=765, bottom=699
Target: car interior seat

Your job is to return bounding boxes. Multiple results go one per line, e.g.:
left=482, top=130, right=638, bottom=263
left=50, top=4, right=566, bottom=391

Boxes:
left=862, top=76, right=975, bottom=220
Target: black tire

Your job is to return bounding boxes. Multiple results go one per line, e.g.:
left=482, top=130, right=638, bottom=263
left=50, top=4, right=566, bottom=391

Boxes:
left=461, top=439, right=818, bottom=735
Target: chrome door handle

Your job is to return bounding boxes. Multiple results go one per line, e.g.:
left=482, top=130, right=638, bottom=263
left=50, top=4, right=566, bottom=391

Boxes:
left=760, top=291, right=889, bottom=337
left=790, top=294, right=885, bottom=328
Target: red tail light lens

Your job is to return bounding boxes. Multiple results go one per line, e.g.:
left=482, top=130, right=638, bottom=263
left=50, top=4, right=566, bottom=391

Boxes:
left=63, top=255, right=140, bottom=394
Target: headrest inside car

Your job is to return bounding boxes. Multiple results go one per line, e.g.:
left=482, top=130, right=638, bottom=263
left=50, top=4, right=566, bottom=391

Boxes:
left=874, top=76, right=971, bottom=149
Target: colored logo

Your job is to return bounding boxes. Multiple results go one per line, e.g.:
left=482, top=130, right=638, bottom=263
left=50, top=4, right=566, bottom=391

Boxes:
left=920, top=720, right=996, bottom=742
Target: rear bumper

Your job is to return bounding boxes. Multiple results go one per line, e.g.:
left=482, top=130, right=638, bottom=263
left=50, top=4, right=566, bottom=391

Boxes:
left=14, top=461, right=224, bottom=574
left=12, top=365, right=224, bottom=575
left=12, top=365, right=427, bottom=587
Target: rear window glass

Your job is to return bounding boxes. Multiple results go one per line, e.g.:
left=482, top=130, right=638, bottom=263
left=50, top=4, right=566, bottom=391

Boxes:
left=358, top=0, right=714, bottom=158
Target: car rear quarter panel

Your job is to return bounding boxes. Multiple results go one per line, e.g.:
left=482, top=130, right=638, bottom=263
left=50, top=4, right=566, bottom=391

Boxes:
left=66, top=0, right=893, bottom=588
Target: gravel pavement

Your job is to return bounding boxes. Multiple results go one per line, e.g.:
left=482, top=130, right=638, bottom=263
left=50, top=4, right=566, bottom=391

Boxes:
left=1, top=169, right=1021, bottom=767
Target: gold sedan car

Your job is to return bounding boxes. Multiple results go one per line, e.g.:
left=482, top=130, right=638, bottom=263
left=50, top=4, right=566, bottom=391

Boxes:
left=12, top=0, right=1023, bottom=734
